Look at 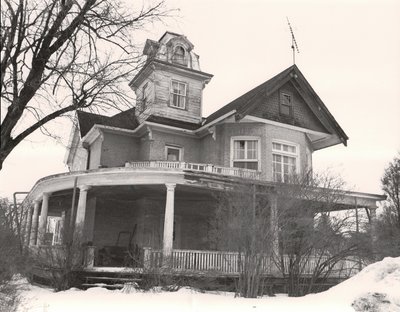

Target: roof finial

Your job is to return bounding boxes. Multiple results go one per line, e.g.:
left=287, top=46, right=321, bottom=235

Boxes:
left=286, top=17, right=300, bottom=65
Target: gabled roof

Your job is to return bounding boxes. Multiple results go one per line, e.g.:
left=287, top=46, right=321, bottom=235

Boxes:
left=77, top=108, right=138, bottom=137
left=204, top=65, right=348, bottom=145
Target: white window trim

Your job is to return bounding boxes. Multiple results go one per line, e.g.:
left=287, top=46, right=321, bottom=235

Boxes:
left=230, top=136, right=261, bottom=171
left=272, top=139, right=300, bottom=182
left=170, top=80, right=187, bottom=110
left=165, top=144, right=184, bottom=161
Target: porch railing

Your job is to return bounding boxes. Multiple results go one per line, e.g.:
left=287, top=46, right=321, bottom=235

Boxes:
left=125, top=161, right=261, bottom=180
left=142, top=248, right=359, bottom=278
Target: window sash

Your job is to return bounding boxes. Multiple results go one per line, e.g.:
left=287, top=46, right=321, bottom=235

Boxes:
left=171, top=81, right=186, bottom=108
left=272, top=141, right=298, bottom=182
left=233, top=140, right=258, bottom=160
left=232, top=139, right=259, bottom=170
left=273, top=154, right=297, bottom=182
left=280, top=93, right=292, bottom=116
left=272, top=142, right=297, bottom=155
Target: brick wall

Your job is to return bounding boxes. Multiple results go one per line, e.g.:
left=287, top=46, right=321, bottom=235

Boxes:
left=100, top=132, right=139, bottom=167
left=148, top=130, right=201, bottom=162
left=200, top=121, right=313, bottom=181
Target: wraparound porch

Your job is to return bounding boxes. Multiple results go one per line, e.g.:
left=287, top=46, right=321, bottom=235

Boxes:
left=21, top=164, right=384, bottom=283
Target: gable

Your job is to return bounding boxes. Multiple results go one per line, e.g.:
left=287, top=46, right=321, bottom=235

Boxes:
left=249, top=81, right=329, bottom=133
left=205, top=65, right=348, bottom=147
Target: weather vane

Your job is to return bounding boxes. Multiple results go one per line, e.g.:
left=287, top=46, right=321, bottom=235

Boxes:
left=287, top=17, right=300, bottom=65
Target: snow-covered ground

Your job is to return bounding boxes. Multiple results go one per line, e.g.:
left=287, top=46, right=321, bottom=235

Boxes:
left=14, top=257, right=400, bottom=312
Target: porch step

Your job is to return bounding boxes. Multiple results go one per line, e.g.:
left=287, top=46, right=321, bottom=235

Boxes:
left=81, top=283, right=126, bottom=289
left=81, top=275, right=142, bottom=290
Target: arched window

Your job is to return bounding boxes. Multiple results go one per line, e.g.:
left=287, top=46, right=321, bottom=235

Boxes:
left=172, top=46, right=186, bottom=65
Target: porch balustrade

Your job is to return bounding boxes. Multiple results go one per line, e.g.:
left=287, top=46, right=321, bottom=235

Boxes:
left=29, top=244, right=359, bottom=279
left=142, top=248, right=358, bottom=278
left=125, top=161, right=261, bottom=180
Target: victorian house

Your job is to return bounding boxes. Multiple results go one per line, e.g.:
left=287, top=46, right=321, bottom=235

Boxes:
left=22, top=32, right=384, bottom=283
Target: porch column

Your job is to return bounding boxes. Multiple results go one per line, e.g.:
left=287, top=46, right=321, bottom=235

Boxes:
left=74, top=185, right=90, bottom=241
left=24, top=206, right=33, bottom=247
left=30, top=200, right=40, bottom=245
left=38, top=192, right=51, bottom=245
left=162, top=183, right=176, bottom=262
left=270, top=193, right=279, bottom=256
left=60, top=210, right=66, bottom=244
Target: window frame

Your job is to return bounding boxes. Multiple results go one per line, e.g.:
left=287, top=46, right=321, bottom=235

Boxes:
left=170, top=80, right=187, bottom=110
left=280, top=92, right=293, bottom=117
left=272, top=139, right=300, bottom=183
left=141, top=82, right=148, bottom=111
left=165, top=144, right=183, bottom=161
left=171, top=45, right=187, bottom=66
left=230, top=136, right=261, bottom=171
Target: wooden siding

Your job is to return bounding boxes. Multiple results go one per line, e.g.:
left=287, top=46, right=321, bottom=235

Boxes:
left=250, top=81, right=328, bottom=133
left=152, top=69, right=203, bottom=124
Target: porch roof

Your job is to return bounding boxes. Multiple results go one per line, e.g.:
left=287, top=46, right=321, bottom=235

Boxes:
left=22, top=162, right=385, bottom=211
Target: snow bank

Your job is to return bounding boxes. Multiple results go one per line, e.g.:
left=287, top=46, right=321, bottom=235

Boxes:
left=15, top=257, right=400, bottom=312
left=324, top=256, right=400, bottom=311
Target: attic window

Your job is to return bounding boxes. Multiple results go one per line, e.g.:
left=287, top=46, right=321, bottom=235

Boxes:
left=172, top=46, right=187, bottom=66
left=280, top=92, right=292, bottom=117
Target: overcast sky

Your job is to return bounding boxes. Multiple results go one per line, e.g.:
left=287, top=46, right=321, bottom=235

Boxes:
left=1, top=0, right=399, bottom=200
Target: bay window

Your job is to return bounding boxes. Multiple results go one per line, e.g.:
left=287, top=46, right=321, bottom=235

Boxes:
left=272, top=141, right=298, bottom=182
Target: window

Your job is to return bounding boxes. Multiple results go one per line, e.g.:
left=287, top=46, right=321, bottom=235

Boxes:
left=172, top=46, right=186, bottom=65
left=171, top=80, right=186, bottom=109
left=231, top=137, right=260, bottom=170
left=141, top=82, right=148, bottom=111
left=272, top=141, right=298, bottom=183
left=280, top=92, right=292, bottom=116
left=165, top=145, right=183, bottom=161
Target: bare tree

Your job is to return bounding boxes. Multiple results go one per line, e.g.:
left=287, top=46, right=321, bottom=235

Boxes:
left=212, top=170, right=370, bottom=297
left=0, top=0, right=172, bottom=169
left=211, top=183, right=275, bottom=298
left=275, top=171, right=369, bottom=296
left=381, top=154, right=400, bottom=229
left=375, top=154, right=400, bottom=258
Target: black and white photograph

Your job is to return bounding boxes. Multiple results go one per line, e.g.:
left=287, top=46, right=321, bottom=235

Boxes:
left=1, top=0, right=399, bottom=311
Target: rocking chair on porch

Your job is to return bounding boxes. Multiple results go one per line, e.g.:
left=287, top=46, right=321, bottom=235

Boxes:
left=97, top=224, right=142, bottom=267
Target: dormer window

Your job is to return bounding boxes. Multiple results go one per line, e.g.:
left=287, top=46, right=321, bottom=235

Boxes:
left=172, top=46, right=187, bottom=66
left=280, top=92, right=292, bottom=117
